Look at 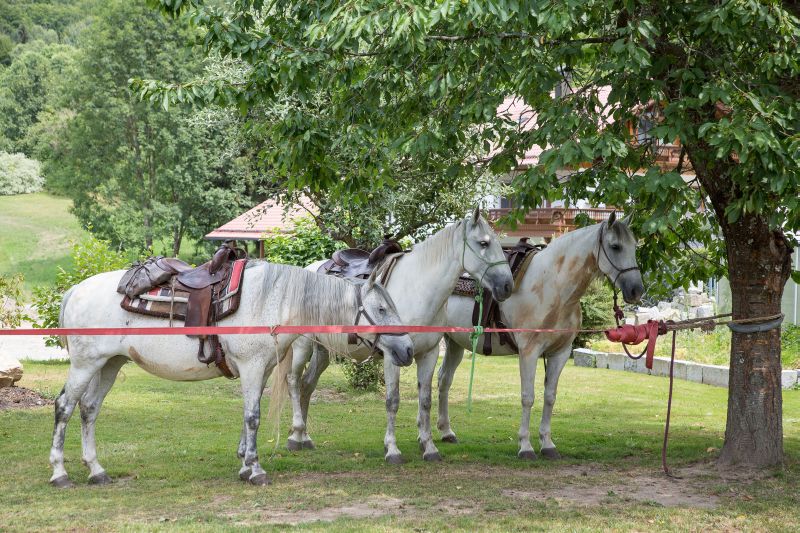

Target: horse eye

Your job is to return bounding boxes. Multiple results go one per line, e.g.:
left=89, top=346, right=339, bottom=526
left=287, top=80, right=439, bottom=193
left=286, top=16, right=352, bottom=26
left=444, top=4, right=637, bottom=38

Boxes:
left=479, top=241, right=489, bottom=248
left=379, top=306, right=386, bottom=315
left=610, top=244, right=621, bottom=251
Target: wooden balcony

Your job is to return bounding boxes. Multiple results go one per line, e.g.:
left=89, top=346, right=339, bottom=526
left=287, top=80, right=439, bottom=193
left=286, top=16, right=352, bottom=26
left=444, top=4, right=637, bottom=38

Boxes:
left=487, top=207, right=621, bottom=238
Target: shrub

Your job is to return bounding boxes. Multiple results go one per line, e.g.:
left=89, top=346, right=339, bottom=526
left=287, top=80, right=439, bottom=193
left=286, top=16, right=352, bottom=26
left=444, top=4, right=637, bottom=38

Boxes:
left=0, top=273, right=27, bottom=328
left=262, top=217, right=344, bottom=267
left=0, top=152, right=44, bottom=195
left=339, top=356, right=384, bottom=392
left=32, top=233, right=130, bottom=346
left=575, top=279, right=616, bottom=348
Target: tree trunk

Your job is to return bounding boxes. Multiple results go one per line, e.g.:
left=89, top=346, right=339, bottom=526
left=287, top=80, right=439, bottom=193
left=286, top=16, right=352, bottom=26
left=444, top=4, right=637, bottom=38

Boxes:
left=718, top=213, right=792, bottom=467
left=172, top=223, right=183, bottom=257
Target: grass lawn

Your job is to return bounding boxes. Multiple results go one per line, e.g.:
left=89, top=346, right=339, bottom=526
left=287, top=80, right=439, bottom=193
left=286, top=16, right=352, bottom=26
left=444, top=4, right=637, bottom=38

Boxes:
left=0, top=193, right=88, bottom=293
left=2, top=356, right=799, bottom=531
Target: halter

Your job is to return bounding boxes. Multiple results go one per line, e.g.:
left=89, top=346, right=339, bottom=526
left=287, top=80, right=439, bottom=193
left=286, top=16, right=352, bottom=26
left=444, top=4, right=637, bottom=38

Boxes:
left=347, top=283, right=406, bottom=357
left=461, top=217, right=509, bottom=289
left=596, top=222, right=640, bottom=290
left=597, top=222, right=641, bottom=327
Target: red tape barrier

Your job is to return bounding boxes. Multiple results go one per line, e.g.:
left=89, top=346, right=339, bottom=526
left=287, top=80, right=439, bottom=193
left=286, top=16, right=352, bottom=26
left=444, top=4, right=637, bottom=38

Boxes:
left=0, top=325, right=601, bottom=336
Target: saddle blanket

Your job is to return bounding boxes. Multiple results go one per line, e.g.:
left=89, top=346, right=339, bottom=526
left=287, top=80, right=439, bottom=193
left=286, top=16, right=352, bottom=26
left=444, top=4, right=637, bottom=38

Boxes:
left=120, top=259, right=247, bottom=322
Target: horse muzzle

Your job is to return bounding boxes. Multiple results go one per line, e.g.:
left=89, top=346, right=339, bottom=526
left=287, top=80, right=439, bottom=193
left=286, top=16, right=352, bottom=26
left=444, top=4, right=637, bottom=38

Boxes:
left=388, top=337, right=414, bottom=367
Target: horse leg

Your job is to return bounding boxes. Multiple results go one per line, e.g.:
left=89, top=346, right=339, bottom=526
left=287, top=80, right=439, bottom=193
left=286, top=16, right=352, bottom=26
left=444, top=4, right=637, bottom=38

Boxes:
left=517, top=351, right=541, bottom=461
left=297, top=344, right=330, bottom=449
left=437, top=336, right=465, bottom=443
left=383, top=355, right=403, bottom=464
left=286, top=339, right=313, bottom=451
left=539, top=346, right=571, bottom=460
left=416, top=347, right=442, bottom=461
left=50, top=356, right=109, bottom=488
left=79, top=355, right=127, bottom=484
left=238, top=357, right=273, bottom=486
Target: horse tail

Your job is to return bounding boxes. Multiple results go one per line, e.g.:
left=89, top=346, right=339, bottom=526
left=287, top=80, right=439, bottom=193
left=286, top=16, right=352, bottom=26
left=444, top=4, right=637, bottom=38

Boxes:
left=58, top=286, right=75, bottom=352
left=267, top=348, right=293, bottom=438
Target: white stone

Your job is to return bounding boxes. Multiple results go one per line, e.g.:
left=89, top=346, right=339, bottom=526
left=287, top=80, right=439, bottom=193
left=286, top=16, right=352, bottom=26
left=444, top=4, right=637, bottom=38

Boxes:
left=650, top=357, right=671, bottom=377
left=595, top=352, right=608, bottom=369
left=572, top=349, right=596, bottom=368
left=660, top=308, right=683, bottom=321
left=781, top=370, right=798, bottom=390
left=695, top=304, right=715, bottom=318
left=625, top=356, right=649, bottom=374
left=685, top=362, right=703, bottom=384
left=0, top=353, right=23, bottom=388
left=607, top=352, right=627, bottom=371
left=702, top=365, right=729, bottom=387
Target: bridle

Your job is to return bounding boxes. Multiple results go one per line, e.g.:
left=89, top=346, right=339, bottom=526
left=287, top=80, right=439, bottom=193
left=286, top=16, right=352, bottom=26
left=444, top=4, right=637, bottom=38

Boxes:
left=347, top=283, right=406, bottom=357
left=461, top=217, right=508, bottom=288
left=597, top=222, right=641, bottom=326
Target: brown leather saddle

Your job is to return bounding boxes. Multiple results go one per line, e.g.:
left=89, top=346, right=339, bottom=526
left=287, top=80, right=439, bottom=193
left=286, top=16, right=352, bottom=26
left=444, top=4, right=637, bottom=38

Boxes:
left=117, top=243, right=247, bottom=377
left=318, top=237, right=404, bottom=280
left=460, top=238, right=545, bottom=354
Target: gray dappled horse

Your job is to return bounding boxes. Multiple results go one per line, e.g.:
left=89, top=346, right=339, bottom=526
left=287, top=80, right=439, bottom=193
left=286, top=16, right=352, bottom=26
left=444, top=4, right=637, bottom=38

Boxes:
left=50, top=263, right=413, bottom=487
left=285, top=208, right=514, bottom=463
left=439, top=214, right=644, bottom=460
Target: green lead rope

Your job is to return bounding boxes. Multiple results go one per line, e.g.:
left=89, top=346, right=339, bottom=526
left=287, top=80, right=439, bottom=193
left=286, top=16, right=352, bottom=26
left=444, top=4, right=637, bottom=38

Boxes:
left=467, top=285, right=484, bottom=413
left=459, top=216, right=508, bottom=414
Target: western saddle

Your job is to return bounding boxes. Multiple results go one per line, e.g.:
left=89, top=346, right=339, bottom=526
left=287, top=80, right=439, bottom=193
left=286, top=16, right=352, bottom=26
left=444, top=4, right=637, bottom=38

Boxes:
left=317, top=237, right=404, bottom=280
left=117, top=242, right=247, bottom=378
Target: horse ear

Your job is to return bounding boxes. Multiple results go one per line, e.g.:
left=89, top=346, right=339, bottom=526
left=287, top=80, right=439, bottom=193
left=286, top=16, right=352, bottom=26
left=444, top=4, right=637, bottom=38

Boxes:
left=620, top=213, right=633, bottom=226
left=607, top=211, right=617, bottom=228
left=472, top=206, right=481, bottom=225
left=365, top=269, right=377, bottom=291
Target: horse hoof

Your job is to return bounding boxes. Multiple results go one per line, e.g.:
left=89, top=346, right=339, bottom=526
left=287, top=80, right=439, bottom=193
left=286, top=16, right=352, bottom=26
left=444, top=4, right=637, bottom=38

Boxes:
left=50, top=475, right=74, bottom=489
left=286, top=439, right=303, bottom=452
left=249, top=473, right=270, bottom=486
left=518, top=450, right=537, bottom=461
left=301, top=440, right=316, bottom=450
left=238, top=467, right=252, bottom=481
left=423, top=451, right=442, bottom=462
left=541, top=447, right=561, bottom=460
left=385, top=454, right=404, bottom=465
left=441, top=434, right=458, bottom=444
left=88, top=472, right=113, bottom=485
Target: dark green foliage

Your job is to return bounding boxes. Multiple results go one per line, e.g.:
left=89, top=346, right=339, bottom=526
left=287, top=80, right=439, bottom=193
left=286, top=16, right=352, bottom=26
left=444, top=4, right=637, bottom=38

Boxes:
left=262, top=217, right=344, bottom=267
left=575, top=279, right=615, bottom=348
left=339, top=356, right=384, bottom=392
left=32, top=233, right=130, bottom=346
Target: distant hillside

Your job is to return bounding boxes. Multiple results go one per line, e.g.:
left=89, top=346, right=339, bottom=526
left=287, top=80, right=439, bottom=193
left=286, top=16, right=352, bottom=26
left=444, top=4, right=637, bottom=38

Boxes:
left=0, top=192, right=87, bottom=293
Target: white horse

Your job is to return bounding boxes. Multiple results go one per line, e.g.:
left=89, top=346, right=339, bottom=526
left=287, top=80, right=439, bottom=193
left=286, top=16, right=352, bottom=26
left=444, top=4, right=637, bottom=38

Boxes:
left=50, top=262, right=413, bottom=488
left=284, top=208, right=514, bottom=463
left=438, top=214, right=643, bottom=460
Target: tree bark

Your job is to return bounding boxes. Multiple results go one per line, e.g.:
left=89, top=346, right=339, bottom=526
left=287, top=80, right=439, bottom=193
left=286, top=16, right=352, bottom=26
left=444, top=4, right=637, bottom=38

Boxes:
left=717, top=213, right=792, bottom=467
left=172, top=222, right=184, bottom=258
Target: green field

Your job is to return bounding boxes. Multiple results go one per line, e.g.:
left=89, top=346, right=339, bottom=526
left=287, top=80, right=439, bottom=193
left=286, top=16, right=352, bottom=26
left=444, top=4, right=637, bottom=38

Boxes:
left=0, top=193, right=88, bottom=291
left=2, top=357, right=799, bottom=531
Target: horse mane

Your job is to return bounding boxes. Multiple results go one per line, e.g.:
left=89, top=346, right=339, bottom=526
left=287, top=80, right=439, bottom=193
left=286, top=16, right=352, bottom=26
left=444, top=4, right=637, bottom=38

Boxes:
left=248, top=261, right=358, bottom=325
left=399, top=218, right=462, bottom=267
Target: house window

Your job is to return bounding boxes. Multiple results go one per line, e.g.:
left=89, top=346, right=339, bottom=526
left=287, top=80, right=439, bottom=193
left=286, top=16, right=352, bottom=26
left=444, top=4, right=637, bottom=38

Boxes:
left=500, top=196, right=514, bottom=209
left=636, top=110, right=662, bottom=146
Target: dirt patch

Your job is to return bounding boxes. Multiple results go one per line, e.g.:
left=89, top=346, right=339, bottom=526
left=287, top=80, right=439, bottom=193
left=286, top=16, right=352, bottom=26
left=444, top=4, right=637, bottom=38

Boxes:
left=238, top=496, right=406, bottom=526
left=310, top=387, right=350, bottom=404
left=502, top=462, right=724, bottom=509
left=0, top=386, right=52, bottom=410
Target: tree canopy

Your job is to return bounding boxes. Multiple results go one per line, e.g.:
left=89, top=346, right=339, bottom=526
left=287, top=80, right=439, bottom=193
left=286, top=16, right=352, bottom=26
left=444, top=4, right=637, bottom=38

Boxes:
left=144, top=0, right=800, bottom=467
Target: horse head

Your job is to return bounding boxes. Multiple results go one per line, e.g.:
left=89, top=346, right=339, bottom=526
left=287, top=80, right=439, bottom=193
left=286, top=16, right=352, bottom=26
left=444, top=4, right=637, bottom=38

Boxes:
left=597, top=212, right=644, bottom=304
left=462, top=207, right=514, bottom=301
left=357, top=272, right=415, bottom=366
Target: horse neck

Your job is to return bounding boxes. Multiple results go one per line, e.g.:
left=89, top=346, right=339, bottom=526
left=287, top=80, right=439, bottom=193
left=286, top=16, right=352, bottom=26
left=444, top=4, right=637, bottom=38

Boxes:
left=270, top=263, right=358, bottom=326
left=529, top=224, right=602, bottom=306
left=384, top=221, right=464, bottom=319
